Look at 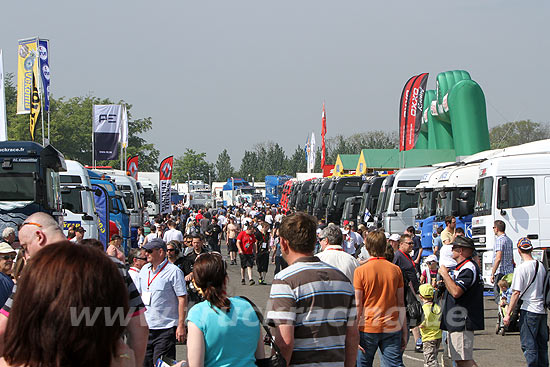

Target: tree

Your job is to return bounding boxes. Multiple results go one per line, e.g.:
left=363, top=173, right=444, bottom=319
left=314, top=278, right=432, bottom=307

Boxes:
left=489, top=120, right=550, bottom=149
left=215, top=149, right=234, bottom=182
left=3, top=73, right=159, bottom=170
left=173, top=149, right=213, bottom=183
left=325, top=131, right=398, bottom=165
left=285, top=145, right=306, bottom=175
left=238, top=150, right=259, bottom=178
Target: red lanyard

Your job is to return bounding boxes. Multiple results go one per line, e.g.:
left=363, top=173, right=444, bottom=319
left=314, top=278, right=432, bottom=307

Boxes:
left=147, top=261, right=169, bottom=290
left=399, top=250, right=416, bottom=267
left=326, top=247, right=344, bottom=251
left=455, top=258, right=472, bottom=271
left=129, top=267, right=139, bottom=273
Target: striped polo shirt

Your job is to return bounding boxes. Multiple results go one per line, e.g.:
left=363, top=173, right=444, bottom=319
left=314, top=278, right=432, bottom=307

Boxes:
left=266, top=256, right=356, bottom=367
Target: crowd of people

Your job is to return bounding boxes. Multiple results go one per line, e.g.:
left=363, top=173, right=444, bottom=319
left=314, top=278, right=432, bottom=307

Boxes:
left=0, top=201, right=544, bottom=367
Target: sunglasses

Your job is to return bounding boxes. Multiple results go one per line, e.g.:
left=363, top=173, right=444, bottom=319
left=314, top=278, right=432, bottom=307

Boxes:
left=404, top=241, right=414, bottom=245
left=167, top=248, right=176, bottom=252
left=1, top=255, right=15, bottom=260
left=136, top=257, right=147, bottom=261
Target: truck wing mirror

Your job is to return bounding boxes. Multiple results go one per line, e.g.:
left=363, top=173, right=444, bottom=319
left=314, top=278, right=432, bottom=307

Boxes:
left=498, top=178, right=509, bottom=205
left=393, top=193, right=401, bottom=211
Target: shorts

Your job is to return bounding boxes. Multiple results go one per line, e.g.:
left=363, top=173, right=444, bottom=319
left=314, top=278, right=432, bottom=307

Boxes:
left=240, top=254, right=255, bottom=269
left=228, top=238, right=238, bottom=252
left=256, top=252, right=269, bottom=273
left=448, top=330, right=474, bottom=361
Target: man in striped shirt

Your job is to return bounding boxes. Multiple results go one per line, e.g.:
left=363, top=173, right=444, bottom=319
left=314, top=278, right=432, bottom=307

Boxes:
left=266, top=212, right=358, bottom=367
left=490, top=220, right=515, bottom=304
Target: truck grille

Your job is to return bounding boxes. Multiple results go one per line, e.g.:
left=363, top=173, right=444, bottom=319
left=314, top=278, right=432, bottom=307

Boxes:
left=472, top=227, right=486, bottom=236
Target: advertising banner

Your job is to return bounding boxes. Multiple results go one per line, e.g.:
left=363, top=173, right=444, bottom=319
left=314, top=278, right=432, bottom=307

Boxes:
left=120, top=104, right=128, bottom=148
left=399, top=73, right=429, bottom=151
left=0, top=49, right=6, bottom=141
left=38, top=39, right=51, bottom=112
left=127, top=155, right=138, bottom=180
left=309, top=132, right=316, bottom=172
left=92, top=184, right=110, bottom=249
left=159, top=156, right=173, bottom=214
left=29, top=73, right=41, bottom=141
left=17, top=38, right=39, bottom=114
left=321, top=103, right=326, bottom=168
left=93, top=104, right=122, bottom=160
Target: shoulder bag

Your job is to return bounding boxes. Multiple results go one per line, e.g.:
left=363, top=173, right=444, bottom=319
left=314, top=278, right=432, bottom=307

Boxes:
left=239, top=296, right=287, bottom=367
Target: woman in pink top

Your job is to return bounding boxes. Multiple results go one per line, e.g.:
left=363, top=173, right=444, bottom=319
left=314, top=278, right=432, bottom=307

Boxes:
left=107, top=234, right=126, bottom=263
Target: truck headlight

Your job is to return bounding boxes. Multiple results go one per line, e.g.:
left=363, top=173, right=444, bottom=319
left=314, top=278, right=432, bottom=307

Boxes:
left=479, top=237, right=486, bottom=243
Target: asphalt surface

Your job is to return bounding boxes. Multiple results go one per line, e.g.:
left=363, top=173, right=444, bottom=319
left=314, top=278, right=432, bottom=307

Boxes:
left=175, top=244, right=542, bottom=365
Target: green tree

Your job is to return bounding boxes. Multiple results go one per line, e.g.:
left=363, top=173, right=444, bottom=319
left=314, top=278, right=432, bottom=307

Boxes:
left=215, top=149, right=234, bottom=182
left=489, top=120, right=550, bottom=148
left=173, top=149, right=213, bottom=183
left=238, top=150, right=259, bottom=178
left=285, top=145, right=306, bottom=175
left=3, top=73, right=159, bottom=169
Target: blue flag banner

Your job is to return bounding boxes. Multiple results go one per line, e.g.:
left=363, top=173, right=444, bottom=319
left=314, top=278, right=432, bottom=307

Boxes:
left=38, top=39, right=50, bottom=112
left=92, top=184, right=109, bottom=249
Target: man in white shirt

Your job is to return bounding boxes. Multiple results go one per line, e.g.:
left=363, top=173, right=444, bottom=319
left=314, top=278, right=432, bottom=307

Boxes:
left=504, top=238, right=548, bottom=366
left=341, top=223, right=362, bottom=256
left=163, top=220, right=183, bottom=243
left=316, top=223, right=359, bottom=282
left=127, top=248, right=148, bottom=286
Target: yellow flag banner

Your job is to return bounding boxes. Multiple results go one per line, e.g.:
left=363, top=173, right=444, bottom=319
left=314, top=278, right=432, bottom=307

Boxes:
left=17, top=38, right=39, bottom=115
left=30, top=73, right=41, bottom=141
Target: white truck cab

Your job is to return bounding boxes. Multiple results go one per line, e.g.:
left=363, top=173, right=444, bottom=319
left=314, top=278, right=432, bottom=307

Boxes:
left=472, top=140, right=550, bottom=285
left=60, top=160, right=99, bottom=239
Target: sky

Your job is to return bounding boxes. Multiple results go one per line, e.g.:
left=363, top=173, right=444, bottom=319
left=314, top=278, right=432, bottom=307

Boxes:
left=1, top=0, right=548, bottom=166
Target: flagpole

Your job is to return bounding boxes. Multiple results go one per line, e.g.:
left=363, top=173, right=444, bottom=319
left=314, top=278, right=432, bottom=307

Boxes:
left=35, top=37, right=45, bottom=146
left=92, top=107, right=95, bottom=169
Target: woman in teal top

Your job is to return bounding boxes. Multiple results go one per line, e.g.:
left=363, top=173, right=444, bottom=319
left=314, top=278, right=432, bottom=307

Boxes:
left=186, top=252, right=264, bottom=367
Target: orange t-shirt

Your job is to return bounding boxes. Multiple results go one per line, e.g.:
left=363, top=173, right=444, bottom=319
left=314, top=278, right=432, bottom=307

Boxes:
left=353, top=257, right=404, bottom=333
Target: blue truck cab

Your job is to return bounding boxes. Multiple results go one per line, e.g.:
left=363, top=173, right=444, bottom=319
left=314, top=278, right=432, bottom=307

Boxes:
left=265, top=175, right=293, bottom=205
left=0, top=141, right=66, bottom=234
left=88, top=170, right=131, bottom=252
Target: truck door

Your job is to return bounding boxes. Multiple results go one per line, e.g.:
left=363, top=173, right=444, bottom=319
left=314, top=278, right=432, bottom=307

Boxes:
left=496, top=176, right=538, bottom=245
left=538, top=177, right=550, bottom=246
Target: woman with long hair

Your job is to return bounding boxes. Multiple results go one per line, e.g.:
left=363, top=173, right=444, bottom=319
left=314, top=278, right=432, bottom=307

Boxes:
left=0, top=241, right=133, bottom=367
left=186, top=252, right=264, bottom=367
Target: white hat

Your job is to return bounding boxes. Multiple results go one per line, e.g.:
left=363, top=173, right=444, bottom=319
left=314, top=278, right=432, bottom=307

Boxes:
left=426, top=254, right=438, bottom=263
left=389, top=233, right=401, bottom=242
left=384, top=232, right=390, bottom=239
left=0, top=242, right=15, bottom=254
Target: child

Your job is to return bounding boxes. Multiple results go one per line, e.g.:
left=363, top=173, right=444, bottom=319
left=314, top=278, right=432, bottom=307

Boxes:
left=419, top=284, right=442, bottom=367
left=498, top=278, right=512, bottom=310
left=420, top=255, right=439, bottom=287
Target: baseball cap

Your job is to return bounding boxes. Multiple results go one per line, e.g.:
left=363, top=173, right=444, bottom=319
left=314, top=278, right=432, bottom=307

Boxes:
left=142, top=238, right=167, bottom=251
left=451, top=235, right=475, bottom=249
left=342, top=220, right=350, bottom=226
left=419, top=284, right=435, bottom=299
left=426, top=254, right=438, bottom=263
left=75, top=226, right=86, bottom=233
left=517, top=237, right=533, bottom=252
left=389, top=233, right=401, bottom=242
left=110, top=234, right=122, bottom=241
left=384, top=232, right=390, bottom=239
left=0, top=242, right=15, bottom=254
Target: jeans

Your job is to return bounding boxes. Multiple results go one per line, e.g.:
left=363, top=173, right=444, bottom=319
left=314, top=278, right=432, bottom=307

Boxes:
left=357, top=330, right=404, bottom=367
left=519, top=310, right=549, bottom=367
left=143, top=327, right=177, bottom=367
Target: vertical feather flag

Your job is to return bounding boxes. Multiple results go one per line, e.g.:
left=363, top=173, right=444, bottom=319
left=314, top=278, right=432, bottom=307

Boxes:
left=29, top=72, right=41, bottom=141
left=321, top=103, right=326, bottom=168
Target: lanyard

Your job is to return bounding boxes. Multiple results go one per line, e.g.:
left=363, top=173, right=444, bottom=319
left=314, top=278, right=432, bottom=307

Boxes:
left=399, top=250, right=416, bottom=268
left=326, top=247, right=344, bottom=251
left=147, top=261, right=169, bottom=290
left=129, top=267, right=139, bottom=273
left=455, top=258, right=472, bottom=271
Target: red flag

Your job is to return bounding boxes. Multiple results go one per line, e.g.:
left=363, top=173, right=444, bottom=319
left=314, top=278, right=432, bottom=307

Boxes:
left=159, top=156, right=174, bottom=214
left=126, top=155, right=139, bottom=180
left=321, top=103, right=327, bottom=168
left=399, top=73, right=429, bottom=151
left=159, top=156, right=174, bottom=181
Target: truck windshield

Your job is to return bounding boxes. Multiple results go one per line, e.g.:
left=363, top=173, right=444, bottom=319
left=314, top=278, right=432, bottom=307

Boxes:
left=376, top=183, right=389, bottom=215
left=0, top=162, right=36, bottom=201
left=144, top=188, right=158, bottom=204
left=62, top=188, right=84, bottom=214
left=121, top=191, right=134, bottom=210
left=474, top=177, right=493, bottom=216
left=418, top=191, right=435, bottom=219
left=436, top=190, right=454, bottom=218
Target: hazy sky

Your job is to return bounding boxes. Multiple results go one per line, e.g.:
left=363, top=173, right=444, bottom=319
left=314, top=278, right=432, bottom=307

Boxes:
left=1, top=0, right=548, bottom=166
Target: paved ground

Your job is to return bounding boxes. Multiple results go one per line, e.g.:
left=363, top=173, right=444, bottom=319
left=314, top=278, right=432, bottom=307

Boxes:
left=175, top=246, right=538, bottom=365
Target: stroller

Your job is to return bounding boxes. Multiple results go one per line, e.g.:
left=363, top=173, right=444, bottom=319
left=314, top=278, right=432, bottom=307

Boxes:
left=495, top=273, right=520, bottom=335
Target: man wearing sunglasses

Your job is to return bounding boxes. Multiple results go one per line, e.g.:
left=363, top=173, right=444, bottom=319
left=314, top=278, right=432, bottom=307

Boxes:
left=128, top=248, right=148, bottom=287
left=0, top=212, right=149, bottom=366
left=0, top=242, right=16, bottom=309
left=137, top=237, right=187, bottom=367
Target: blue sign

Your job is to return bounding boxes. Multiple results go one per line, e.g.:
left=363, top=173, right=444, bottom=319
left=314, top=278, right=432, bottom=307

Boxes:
left=92, top=184, right=109, bottom=250
left=38, top=39, right=50, bottom=112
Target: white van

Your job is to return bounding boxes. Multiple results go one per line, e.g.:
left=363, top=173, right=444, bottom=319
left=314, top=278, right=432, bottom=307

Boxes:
left=472, top=141, right=550, bottom=285
left=60, top=160, right=99, bottom=239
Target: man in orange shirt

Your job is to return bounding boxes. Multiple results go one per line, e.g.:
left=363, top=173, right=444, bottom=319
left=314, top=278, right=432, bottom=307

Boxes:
left=354, top=230, right=407, bottom=367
